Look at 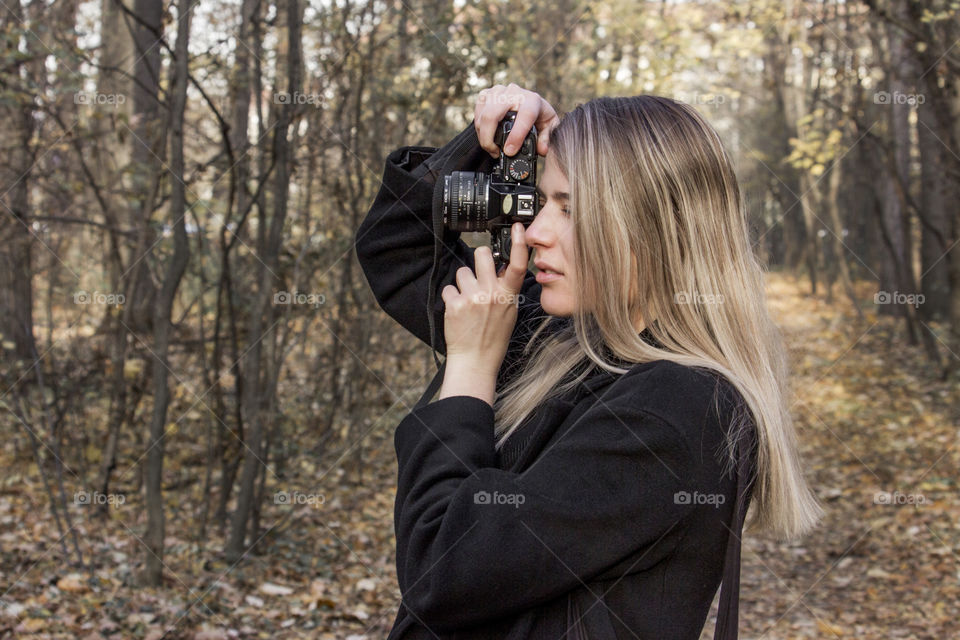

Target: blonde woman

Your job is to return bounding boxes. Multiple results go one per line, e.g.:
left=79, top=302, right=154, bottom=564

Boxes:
left=355, top=83, right=821, bottom=640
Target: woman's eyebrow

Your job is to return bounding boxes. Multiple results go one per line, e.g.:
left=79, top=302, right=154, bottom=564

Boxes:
left=535, top=185, right=570, bottom=200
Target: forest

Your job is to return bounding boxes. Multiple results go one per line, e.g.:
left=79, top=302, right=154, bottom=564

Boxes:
left=0, top=0, right=957, bottom=637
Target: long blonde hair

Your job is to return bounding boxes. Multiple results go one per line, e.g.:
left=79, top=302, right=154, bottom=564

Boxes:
left=493, top=95, right=821, bottom=541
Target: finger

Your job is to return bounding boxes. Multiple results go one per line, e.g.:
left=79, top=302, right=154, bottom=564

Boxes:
left=473, top=245, right=496, bottom=290
left=473, top=88, right=489, bottom=123
left=475, top=88, right=495, bottom=157
left=499, top=222, right=528, bottom=294
left=537, top=129, right=548, bottom=157
left=535, top=97, right=559, bottom=130
left=505, top=91, right=539, bottom=156
left=455, top=265, right=476, bottom=293
left=478, top=110, right=506, bottom=159
left=537, top=115, right=559, bottom=157
left=476, top=87, right=513, bottom=158
left=534, top=97, right=560, bottom=156
left=440, top=284, right=459, bottom=306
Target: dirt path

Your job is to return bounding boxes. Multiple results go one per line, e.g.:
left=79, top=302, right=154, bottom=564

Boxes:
left=700, top=273, right=959, bottom=640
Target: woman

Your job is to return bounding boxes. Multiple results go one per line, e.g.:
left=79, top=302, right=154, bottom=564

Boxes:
left=355, top=83, right=821, bottom=640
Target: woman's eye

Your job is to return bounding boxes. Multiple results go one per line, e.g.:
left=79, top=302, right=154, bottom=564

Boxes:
left=537, top=194, right=570, bottom=215
left=536, top=193, right=571, bottom=216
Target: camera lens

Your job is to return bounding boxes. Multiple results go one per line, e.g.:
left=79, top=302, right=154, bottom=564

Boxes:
left=444, top=171, right=489, bottom=231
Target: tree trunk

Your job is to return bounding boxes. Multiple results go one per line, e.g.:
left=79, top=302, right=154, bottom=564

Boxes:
left=226, top=0, right=302, bottom=563
left=0, top=0, right=38, bottom=364
left=126, top=0, right=163, bottom=335
left=876, top=6, right=916, bottom=322
left=141, top=0, right=193, bottom=586
left=916, top=72, right=953, bottom=321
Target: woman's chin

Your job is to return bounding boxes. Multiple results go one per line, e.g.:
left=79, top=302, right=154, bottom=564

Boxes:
left=539, top=293, right=575, bottom=318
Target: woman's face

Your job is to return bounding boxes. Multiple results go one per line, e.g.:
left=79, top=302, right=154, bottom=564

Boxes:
left=525, top=151, right=578, bottom=317
left=525, top=152, right=646, bottom=332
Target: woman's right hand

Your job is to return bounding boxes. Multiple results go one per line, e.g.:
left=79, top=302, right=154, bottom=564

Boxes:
left=474, top=83, right=560, bottom=159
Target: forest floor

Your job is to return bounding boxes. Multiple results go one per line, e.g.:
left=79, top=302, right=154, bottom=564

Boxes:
left=699, top=273, right=960, bottom=640
left=1, top=272, right=958, bottom=639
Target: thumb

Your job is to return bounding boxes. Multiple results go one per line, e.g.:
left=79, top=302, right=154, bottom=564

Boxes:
left=499, top=223, right=528, bottom=294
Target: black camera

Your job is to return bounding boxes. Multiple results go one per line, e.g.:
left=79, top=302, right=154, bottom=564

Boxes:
left=442, top=111, right=539, bottom=269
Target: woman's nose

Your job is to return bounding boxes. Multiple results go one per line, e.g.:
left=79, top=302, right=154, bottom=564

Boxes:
left=523, top=209, right=553, bottom=247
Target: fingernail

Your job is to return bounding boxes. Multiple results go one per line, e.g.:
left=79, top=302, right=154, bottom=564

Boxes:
left=504, top=143, right=515, bottom=155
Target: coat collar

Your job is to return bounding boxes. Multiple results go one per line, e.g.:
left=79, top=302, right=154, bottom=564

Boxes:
left=499, top=324, right=667, bottom=471
left=578, top=324, right=663, bottom=392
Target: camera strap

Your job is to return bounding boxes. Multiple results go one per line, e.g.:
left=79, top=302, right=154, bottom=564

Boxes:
left=714, top=424, right=756, bottom=640
left=412, top=178, right=446, bottom=411
left=413, top=128, right=480, bottom=411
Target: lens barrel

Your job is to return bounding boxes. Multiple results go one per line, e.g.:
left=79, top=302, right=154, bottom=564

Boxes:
left=443, top=171, right=490, bottom=231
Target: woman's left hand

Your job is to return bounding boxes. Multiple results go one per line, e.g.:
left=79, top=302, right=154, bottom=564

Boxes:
left=441, top=223, right=528, bottom=380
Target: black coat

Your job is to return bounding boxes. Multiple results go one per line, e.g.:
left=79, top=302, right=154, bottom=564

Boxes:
left=355, top=122, right=757, bottom=640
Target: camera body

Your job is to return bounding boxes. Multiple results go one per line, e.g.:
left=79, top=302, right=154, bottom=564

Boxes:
left=442, top=111, right=539, bottom=268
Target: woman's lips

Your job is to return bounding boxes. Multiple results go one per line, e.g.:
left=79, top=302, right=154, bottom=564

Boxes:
left=536, top=270, right=563, bottom=284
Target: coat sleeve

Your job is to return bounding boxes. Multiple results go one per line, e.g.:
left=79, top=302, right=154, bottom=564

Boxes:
left=354, top=121, right=545, bottom=371
left=392, top=383, right=699, bottom=631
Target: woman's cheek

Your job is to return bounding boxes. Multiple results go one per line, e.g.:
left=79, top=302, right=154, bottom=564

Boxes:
left=560, top=277, right=574, bottom=310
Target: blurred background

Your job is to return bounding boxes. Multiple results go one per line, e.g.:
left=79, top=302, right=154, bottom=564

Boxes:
left=0, top=0, right=957, bottom=637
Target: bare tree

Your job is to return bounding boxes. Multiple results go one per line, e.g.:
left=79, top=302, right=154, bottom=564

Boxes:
left=0, top=0, right=39, bottom=364
left=141, top=0, right=194, bottom=586
left=227, top=0, right=303, bottom=563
